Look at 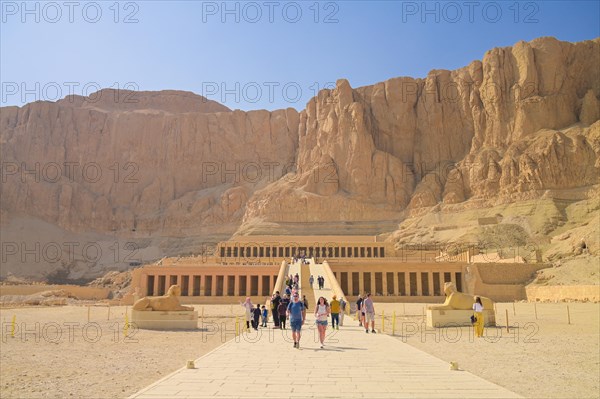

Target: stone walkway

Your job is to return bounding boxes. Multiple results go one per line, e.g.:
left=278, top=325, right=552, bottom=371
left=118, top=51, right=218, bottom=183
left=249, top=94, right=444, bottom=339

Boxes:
left=128, top=314, right=521, bottom=399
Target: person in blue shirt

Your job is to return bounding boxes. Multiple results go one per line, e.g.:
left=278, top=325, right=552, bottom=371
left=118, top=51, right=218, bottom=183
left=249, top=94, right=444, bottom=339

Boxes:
left=286, top=293, right=306, bottom=348
left=261, top=305, right=268, bottom=327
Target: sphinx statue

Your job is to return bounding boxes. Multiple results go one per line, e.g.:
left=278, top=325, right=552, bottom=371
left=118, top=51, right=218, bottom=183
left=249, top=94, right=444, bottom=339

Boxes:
left=132, top=285, right=194, bottom=311
left=428, top=282, right=494, bottom=310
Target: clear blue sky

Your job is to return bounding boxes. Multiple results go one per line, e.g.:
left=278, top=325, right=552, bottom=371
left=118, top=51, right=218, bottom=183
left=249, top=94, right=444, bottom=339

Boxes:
left=1, top=0, right=598, bottom=111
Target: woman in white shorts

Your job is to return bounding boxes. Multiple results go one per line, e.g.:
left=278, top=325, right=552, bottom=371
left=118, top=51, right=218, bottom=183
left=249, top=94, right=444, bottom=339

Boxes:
left=315, top=296, right=330, bottom=348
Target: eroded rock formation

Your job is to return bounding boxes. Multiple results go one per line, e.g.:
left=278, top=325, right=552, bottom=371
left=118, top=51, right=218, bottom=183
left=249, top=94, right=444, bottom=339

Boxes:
left=1, top=37, right=598, bottom=280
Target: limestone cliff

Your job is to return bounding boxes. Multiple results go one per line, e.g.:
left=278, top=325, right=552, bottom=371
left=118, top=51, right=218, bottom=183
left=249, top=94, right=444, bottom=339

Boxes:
left=1, top=37, right=599, bottom=280
left=244, top=37, right=600, bottom=228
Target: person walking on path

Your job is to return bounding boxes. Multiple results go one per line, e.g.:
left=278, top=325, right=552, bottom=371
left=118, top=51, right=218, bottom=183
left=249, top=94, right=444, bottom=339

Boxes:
left=277, top=300, right=287, bottom=329
left=472, top=296, right=485, bottom=338
left=339, top=297, right=346, bottom=326
left=287, top=293, right=306, bottom=348
left=240, top=297, right=253, bottom=330
left=363, top=293, right=376, bottom=333
left=330, top=295, right=340, bottom=330
left=271, top=292, right=281, bottom=328
left=309, top=275, right=314, bottom=288
left=356, top=294, right=363, bottom=327
left=252, top=304, right=261, bottom=330
left=315, top=296, right=330, bottom=348
left=261, top=305, right=268, bottom=327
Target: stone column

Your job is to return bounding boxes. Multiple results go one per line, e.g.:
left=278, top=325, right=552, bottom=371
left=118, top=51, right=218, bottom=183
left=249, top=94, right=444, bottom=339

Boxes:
left=224, top=275, right=230, bottom=296
left=347, top=272, right=354, bottom=295
left=428, top=272, right=434, bottom=296
left=358, top=271, right=364, bottom=295
left=199, top=276, right=205, bottom=296
left=416, top=272, right=423, bottom=296
left=404, top=273, right=411, bottom=296
left=382, top=272, right=388, bottom=296
left=188, top=275, right=194, bottom=297
left=153, top=275, right=159, bottom=296
left=211, top=275, right=217, bottom=297
left=258, top=274, right=264, bottom=297
left=236, top=275, right=242, bottom=296
left=394, top=272, right=400, bottom=296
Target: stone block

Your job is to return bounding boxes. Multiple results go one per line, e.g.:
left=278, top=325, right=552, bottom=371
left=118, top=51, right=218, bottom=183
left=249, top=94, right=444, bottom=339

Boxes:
left=426, top=309, right=496, bottom=328
left=131, top=310, right=198, bottom=330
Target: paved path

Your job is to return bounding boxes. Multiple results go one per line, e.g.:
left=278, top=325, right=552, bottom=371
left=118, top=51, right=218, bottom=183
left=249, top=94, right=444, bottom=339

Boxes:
left=128, top=314, right=520, bottom=399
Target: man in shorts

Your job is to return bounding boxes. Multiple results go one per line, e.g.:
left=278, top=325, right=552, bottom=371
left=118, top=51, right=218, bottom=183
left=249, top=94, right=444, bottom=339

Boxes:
left=363, top=293, right=376, bottom=333
left=287, top=293, right=306, bottom=348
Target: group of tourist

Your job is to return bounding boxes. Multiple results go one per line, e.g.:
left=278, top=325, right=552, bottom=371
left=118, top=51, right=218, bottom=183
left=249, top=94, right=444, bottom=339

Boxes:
left=240, top=297, right=269, bottom=330
left=313, top=294, right=348, bottom=346
left=270, top=289, right=308, bottom=348
left=355, top=293, right=376, bottom=333
left=245, top=290, right=487, bottom=343
left=292, top=254, right=310, bottom=265
left=285, top=273, right=300, bottom=290
left=240, top=292, right=353, bottom=349
left=309, top=275, right=326, bottom=289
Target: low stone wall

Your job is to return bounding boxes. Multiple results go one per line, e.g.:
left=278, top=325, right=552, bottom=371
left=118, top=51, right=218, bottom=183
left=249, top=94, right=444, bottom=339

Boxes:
left=525, top=285, right=600, bottom=302
left=468, top=263, right=550, bottom=301
left=0, top=284, right=111, bottom=300
left=474, top=263, right=548, bottom=285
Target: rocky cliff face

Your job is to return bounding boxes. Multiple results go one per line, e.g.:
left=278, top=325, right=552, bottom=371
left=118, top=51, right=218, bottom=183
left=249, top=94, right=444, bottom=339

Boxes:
left=244, top=37, right=600, bottom=227
left=1, top=37, right=598, bottom=280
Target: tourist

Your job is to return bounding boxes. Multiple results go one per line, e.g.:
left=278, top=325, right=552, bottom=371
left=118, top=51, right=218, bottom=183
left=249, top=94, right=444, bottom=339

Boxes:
left=363, top=293, right=376, bottom=333
left=330, top=295, right=340, bottom=330
left=303, top=295, right=309, bottom=311
left=271, top=292, right=281, bottom=328
left=339, top=297, right=346, bottom=326
left=240, top=297, right=253, bottom=330
left=315, top=296, right=330, bottom=348
left=261, top=305, right=268, bottom=327
left=309, top=275, right=314, bottom=288
left=356, top=294, right=363, bottom=326
left=252, top=304, right=261, bottom=330
left=285, top=285, right=292, bottom=297
left=472, top=296, right=485, bottom=338
left=278, top=300, right=288, bottom=329
left=287, top=293, right=306, bottom=348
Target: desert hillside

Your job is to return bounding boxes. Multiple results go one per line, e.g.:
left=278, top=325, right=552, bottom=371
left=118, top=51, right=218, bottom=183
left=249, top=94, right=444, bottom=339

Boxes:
left=1, top=37, right=598, bottom=283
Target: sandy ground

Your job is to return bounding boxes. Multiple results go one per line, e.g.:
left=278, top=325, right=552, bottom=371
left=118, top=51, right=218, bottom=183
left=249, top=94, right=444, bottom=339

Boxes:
left=0, top=304, right=245, bottom=399
left=371, top=302, right=600, bottom=399
left=1, top=302, right=598, bottom=399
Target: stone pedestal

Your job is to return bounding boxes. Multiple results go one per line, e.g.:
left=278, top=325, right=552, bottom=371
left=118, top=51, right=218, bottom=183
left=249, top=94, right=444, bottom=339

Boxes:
left=131, top=310, right=198, bottom=330
left=426, top=309, right=496, bottom=328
